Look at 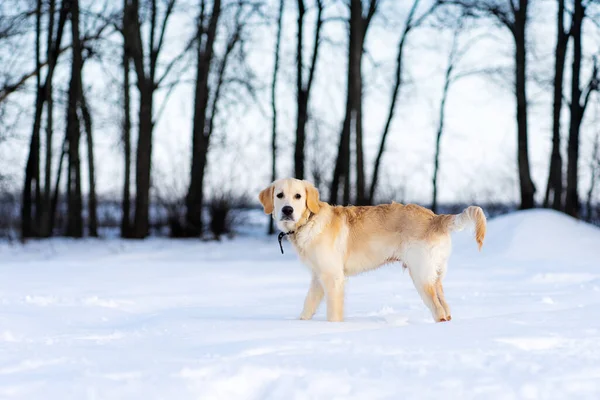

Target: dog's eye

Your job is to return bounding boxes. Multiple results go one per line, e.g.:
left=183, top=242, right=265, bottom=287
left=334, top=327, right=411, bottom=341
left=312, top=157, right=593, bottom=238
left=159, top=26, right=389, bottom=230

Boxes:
left=276, top=193, right=284, bottom=199
left=294, top=194, right=301, bottom=200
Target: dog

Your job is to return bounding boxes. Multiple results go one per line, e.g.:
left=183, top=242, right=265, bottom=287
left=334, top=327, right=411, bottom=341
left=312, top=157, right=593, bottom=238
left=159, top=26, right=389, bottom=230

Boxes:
left=258, top=178, right=486, bottom=323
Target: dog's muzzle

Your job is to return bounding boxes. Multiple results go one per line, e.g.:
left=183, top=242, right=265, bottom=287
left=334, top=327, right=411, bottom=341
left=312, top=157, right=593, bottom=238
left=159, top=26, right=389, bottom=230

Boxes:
left=280, top=206, right=294, bottom=221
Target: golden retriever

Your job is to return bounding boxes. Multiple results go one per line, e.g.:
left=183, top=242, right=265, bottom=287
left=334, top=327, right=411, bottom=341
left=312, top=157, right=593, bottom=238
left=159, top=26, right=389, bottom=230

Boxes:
left=258, top=178, right=486, bottom=323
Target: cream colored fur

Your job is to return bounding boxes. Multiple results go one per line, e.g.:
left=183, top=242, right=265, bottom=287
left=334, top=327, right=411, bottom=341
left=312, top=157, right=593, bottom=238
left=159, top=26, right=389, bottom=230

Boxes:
left=258, top=178, right=487, bottom=323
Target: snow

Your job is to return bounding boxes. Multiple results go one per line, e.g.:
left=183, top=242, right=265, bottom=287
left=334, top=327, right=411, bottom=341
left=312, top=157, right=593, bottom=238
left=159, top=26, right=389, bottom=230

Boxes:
left=1, top=209, right=600, bottom=399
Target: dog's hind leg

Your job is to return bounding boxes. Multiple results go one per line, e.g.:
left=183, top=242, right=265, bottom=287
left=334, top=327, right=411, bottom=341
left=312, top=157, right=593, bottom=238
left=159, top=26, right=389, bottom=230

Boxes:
left=299, top=274, right=324, bottom=320
left=408, top=260, right=447, bottom=323
left=435, top=266, right=451, bottom=321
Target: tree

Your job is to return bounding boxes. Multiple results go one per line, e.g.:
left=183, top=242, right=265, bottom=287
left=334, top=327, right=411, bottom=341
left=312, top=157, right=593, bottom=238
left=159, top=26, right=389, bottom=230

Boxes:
left=564, top=0, right=599, bottom=218
left=121, top=0, right=132, bottom=237
left=64, top=0, right=84, bottom=238
left=369, top=0, right=437, bottom=203
left=586, top=131, right=599, bottom=221
left=330, top=0, right=378, bottom=205
left=543, top=0, right=571, bottom=211
left=186, top=0, right=256, bottom=237
left=269, top=0, right=284, bottom=235
left=81, top=93, right=98, bottom=237
left=441, top=0, right=536, bottom=209
left=122, top=0, right=177, bottom=238
left=294, top=0, right=323, bottom=180
left=22, top=0, right=69, bottom=239
left=186, top=0, right=222, bottom=236
left=432, top=18, right=464, bottom=213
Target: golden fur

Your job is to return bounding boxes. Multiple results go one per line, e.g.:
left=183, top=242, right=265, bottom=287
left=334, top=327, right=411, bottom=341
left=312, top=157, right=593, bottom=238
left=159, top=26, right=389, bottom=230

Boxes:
left=259, top=178, right=486, bottom=323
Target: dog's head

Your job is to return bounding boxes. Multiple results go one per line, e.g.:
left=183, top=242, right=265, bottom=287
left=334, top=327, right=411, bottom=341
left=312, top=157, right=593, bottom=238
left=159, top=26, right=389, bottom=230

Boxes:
left=258, top=178, right=321, bottom=232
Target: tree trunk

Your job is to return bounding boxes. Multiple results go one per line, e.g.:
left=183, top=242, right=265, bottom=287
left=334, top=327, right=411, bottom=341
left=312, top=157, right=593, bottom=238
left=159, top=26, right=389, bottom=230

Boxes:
left=353, top=41, right=365, bottom=204
left=50, top=138, right=67, bottom=232
left=22, top=90, right=43, bottom=239
left=133, top=87, right=153, bottom=238
left=565, top=0, right=584, bottom=218
left=294, top=0, right=306, bottom=180
left=351, top=0, right=365, bottom=205
left=22, top=0, right=69, bottom=239
left=22, top=0, right=43, bottom=240
left=432, top=61, right=453, bottom=214
left=586, top=133, right=599, bottom=221
left=295, top=93, right=307, bottom=180
left=186, top=0, right=221, bottom=236
left=294, top=0, right=323, bottom=181
left=269, top=0, right=284, bottom=235
left=41, top=80, right=54, bottom=236
left=370, top=32, right=409, bottom=204
left=330, top=85, right=353, bottom=205
left=123, top=0, right=177, bottom=237
left=121, top=28, right=132, bottom=238
left=330, top=0, right=374, bottom=205
left=65, top=0, right=83, bottom=238
left=369, top=0, right=430, bottom=204
left=544, top=0, right=568, bottom=211
left=330, top=0, right=361, bottom=205
left=81, top=93, right=97, bottom=237
left=41, top=0, right=56, bottom=237
left=514, top=1, right=535, bottom=210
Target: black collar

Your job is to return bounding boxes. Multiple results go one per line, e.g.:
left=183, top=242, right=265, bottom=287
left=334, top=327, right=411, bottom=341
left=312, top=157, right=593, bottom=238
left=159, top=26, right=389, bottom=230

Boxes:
left=278, top=231, right=294, bottom=254
left=276, top=212, right=314, bottom=255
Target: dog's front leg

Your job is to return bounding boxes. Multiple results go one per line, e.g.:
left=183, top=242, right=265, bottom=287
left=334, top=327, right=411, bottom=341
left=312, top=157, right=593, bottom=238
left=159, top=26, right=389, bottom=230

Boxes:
left=321, top=272, right=345, bottom=322
left=299, top=274, right=324, bottom=320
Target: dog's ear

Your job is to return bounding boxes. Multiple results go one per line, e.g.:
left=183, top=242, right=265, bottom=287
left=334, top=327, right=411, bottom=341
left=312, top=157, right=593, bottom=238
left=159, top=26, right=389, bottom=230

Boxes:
left=258, top=184, right=274, bottom=215
left=304, top=181, right=321, bottom=214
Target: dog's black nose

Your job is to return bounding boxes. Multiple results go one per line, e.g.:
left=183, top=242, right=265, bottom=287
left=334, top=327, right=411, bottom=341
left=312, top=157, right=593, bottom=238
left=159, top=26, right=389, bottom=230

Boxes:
left=282, top=206, right=294, bottom=216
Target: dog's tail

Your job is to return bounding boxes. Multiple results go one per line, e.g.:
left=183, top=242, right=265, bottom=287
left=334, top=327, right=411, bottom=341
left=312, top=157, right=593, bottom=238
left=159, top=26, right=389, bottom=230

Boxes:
left=447, top=206, right=486, bottom=250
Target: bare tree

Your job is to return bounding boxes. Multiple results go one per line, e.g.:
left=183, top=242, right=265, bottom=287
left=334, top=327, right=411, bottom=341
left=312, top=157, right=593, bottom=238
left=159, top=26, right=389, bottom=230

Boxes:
left=330, top=0, right=378, bottom=205
left=186, top=1, right=257, bottom=237
left=123, top=0, right=177, bottom=238
left=22, top=0, right=69, bottom=239
left=431, top=18, right=464, bottom=213
left=441, top=0, right=536, bottom=209
left=41, top=0, right=56, bottom=237
left=269, top=0, right=284, bottom=235
left=543, top=0, right=571, bottom=211
left=65, top=0, right=84, bottom=238
left=564, top=0, right=599, bottom=218
left=81, top=93, right=97, bottom=237
left=369, top=0, right=437, bottom=203
left=586, top=131, right=599, bottom=221
left=186, top=0, right=222, bottom=237
left=121, top=0, right=132, bottom=237
left=50, top=138, right=67, bottom=234
left=294, top=0, right=323, bottom=180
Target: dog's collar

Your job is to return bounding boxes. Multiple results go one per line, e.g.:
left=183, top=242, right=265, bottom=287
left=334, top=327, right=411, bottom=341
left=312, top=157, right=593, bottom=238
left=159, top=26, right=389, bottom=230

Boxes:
left=277, top=211, right=314, bottom=255
left=278, top=231, right=294, bottom=254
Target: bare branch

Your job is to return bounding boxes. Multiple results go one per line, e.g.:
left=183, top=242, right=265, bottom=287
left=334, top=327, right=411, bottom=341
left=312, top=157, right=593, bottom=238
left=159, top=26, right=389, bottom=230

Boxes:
left=155, top=35, right=195, bottom=87
left=154, top=0, right=177, bottom=58
left=439, top=0, right=514, bottom=31
left=305, top=0, right=324, bottom=97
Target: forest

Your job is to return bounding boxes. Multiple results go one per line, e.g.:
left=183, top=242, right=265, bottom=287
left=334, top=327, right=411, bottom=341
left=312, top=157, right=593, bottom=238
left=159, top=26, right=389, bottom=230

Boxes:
left=0, top=0, right=599, bottom=240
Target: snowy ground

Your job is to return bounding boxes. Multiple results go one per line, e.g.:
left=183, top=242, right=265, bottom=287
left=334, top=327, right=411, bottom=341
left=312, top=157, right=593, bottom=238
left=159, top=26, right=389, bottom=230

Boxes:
left=1, top=210, right=600, bottom=399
